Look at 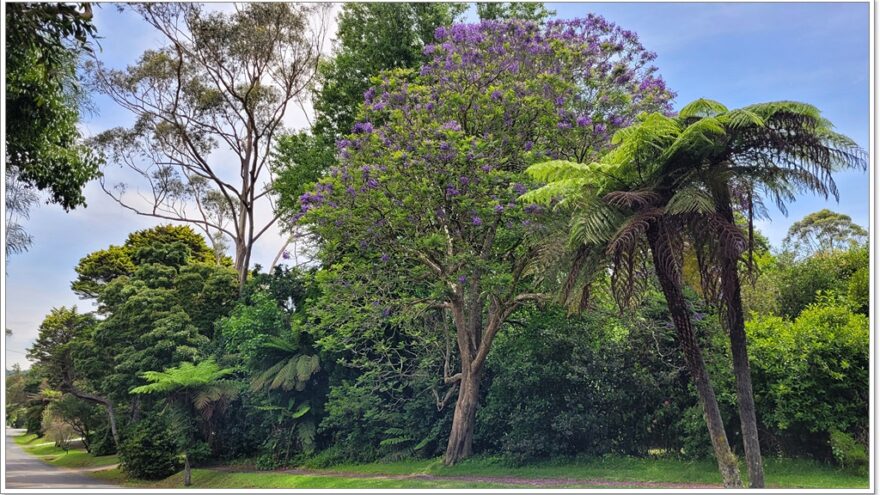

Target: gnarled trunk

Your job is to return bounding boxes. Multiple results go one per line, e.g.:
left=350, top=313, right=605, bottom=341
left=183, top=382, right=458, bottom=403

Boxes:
left=444, top=369, right=481, bottom=465
left=62, top=386, right=119, bottom=449
left=714, top=187, right=764, bottom=487
left=647, top=225, right=743, bottom=488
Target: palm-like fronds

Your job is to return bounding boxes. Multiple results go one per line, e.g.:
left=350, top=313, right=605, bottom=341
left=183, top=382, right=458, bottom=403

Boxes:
left=250, top=336, right=320, bottom=393
left=131, top=359, right=234, bottom=395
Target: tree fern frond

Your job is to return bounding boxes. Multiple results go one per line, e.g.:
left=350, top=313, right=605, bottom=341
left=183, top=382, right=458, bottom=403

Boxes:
left=665, top=186, right=716, bottom=215
left=679, top=98, right=729, bottom=119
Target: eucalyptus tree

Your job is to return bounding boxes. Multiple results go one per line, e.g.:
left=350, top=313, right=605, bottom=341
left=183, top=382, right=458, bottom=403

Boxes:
left=784, top=209, right=867, bottom=257
left=296, top=17, right=671, bottom=465
left=90, top=3, right=330, bottom=286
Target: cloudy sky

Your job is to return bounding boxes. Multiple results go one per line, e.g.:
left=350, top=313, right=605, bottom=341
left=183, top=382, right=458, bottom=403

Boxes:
left=5, top=2, right=870, bottom=369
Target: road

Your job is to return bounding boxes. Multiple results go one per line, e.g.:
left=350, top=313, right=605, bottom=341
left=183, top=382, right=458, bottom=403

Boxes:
left=4, top=428, right=120, bottom=490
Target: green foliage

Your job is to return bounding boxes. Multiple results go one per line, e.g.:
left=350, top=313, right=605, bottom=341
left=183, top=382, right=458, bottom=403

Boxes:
left=72, top=225, right=218, bottom=300
left=5, top=3, right=101, bottom=210
left=476, top=3, right=555, bottom=22
left=476, top=305, right=693, bottom=462
left=747, top=297, right=868, bottom=457
left=312, top=3, right=466, bottom=144
left=774, top=245, right=867, bottom=318
left=119, top=415, right=182, bottom=480
left=828, top=428, right=868, bottom=474
left=130, top=359, right=234, bottom=396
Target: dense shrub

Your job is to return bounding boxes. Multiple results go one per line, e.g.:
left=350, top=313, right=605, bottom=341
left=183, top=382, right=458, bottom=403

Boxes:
left=829, top=428, right=868, bottom=474
left=774, top=246, right=867, bottom=318
left=119, top=416, right=182, bottom=480
left=747, top=296, right=868, bottom=458
left=476, top=305, right=695, bottom=462
left=318, top=374, right=452, bottom=465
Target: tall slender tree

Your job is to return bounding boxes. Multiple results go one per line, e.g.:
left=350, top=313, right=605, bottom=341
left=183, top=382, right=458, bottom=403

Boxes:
left=90, top=3, right=330, bottom=286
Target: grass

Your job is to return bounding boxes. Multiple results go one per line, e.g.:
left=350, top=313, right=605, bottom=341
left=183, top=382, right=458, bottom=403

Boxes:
left=14, top=433, right=119, bottom=469
left=14, top=432, right=867, bottom=489
left=305, top=455, right=868, bottom=489
left=91, top=468, right=521, bottom=489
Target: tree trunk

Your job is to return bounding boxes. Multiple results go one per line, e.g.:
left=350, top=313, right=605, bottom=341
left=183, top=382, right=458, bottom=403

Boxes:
left=647, top=226, right=743, bottom=488
left=183, top=452, right=192, bottom=487
left=64, top=387, right=120, bottom=449
left=444, top=369, right=481, bottom=465
left=714, top=188, right=764, bottom=488
left=234, top=237, right=249, bottom=289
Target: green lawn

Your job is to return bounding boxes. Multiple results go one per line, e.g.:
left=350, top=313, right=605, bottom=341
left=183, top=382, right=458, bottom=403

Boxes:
left=14, top=432, right=867, bottom=489
left=305, top=456, right=868, bottom=489
left=14, top=433, right=119, bottom=469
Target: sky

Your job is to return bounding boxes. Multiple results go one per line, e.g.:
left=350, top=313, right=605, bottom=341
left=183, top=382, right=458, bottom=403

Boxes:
left=4, top=2, right=871, bottom=369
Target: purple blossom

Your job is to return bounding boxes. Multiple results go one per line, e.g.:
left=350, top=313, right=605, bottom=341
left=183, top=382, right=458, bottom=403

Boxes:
left=576, top=115, right=592, bottom=127
left=363, top=87, right=376, bottom=104
left=380, top=253, right=390, bottom=263
left=458, top=275, right=467, bottom=284
left=523, top=141, right=533, bottom=151
left=481, top=164, right=493, bottom=172
left=524, top=204, right=542, bottom=214
left=281, top=250, right=291, bottom=260
left=491, top=89, right=503, bottom=101
left=513, top=183, right=527, bottom=195
left=366, top=178, right=379, bottom=189
left=472, top=216, right=483, bottom=226
left=594, top=123, right=607, bottom=135
left=494, top=204, right=504, bottom=213
left=441, top=120, right=462, bottom=131
left=440, top=142, right=450, bottom=151
left=459, top=176, right=470, bottom=185
left=446, top=186, right=460, bottom=196
left=353, top=121, right=374, bottom=134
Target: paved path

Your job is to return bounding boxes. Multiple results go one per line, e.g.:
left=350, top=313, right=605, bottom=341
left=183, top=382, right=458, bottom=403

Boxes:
left=5, top=428, right=120, bottom=490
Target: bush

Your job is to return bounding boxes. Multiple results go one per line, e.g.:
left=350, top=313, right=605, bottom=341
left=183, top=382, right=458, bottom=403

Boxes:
left=87, top=426, right=117, bottom=456
left=476, top=305, right=695, bottom=462
left=829, top=428, right=868, bottom=474
left=747, top=297, right=869, bottom=458
left=119, top=416, right=182, bottom=480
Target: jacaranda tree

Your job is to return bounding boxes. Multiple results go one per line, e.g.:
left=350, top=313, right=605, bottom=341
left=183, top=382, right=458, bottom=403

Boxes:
left=295, top=17, right=672, bottom=465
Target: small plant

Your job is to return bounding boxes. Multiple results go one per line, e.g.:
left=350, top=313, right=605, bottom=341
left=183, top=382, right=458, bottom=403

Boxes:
left=829, top=428, right=868, bottom=474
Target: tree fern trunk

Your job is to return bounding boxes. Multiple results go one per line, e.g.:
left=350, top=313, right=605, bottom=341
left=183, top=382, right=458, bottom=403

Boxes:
left=184, top=452, right=192, bottom=487
left=647, top=225, right=743, bottom=488
left=714, top=186, right=765, bottom=487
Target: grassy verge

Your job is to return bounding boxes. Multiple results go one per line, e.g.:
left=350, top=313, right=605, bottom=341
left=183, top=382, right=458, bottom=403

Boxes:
left=14, top=433, right=866, bottom=489
left=308, top=455, right=868, bottom=489
left=14, top=433, right=119, bottom=469
left=91, top=468, right=520, bottom=489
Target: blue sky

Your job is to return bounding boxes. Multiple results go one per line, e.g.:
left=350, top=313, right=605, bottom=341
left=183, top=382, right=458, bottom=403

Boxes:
left=5, top=2, right=870, bottom=368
